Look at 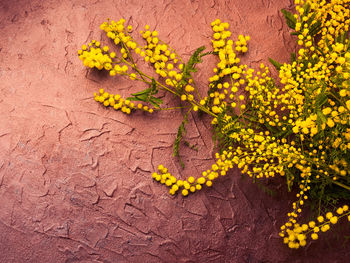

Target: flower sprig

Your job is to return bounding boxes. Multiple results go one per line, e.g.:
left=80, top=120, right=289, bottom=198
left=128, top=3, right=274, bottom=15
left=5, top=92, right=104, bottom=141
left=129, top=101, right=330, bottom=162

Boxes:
left=79, top=0, right=350, bottom=250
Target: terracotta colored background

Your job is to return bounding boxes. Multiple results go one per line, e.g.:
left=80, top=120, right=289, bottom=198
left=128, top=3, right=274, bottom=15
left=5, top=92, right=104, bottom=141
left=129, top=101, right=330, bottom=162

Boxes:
left=0, top=0, right=349, bottom=262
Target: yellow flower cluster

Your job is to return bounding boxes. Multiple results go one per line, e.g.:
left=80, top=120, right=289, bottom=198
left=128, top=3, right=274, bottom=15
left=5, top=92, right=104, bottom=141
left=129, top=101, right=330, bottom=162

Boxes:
left=206, top=19, right=252, bottom=116
left=273, top=0, right=350, bottom=249
left=152, top=150, right=234, bottom=196
left=102, top=20, right=199, bottom=103
left=79, top=1, right=350, bottom=249
left=100, top=18, right=135, bottom=50
left=139, top=25, right=198, bottom=101
left=149, top=4, right=350, bottom=249
left=281, top=205, right=350, bottom=249
left=227, top=130, right=305, bottom=179
left=78, top=41, right=113, bottom=70
left=94, top=89, right=154, bottom=114
left=235, top=34, right=250, bottom=53
left=78, top=39, right=136, bottom=79
left=79, top=18, right=222, bottom=120
left=277, top=0, right=350, bottom=141
left=295, top=0, right=350, bottom=49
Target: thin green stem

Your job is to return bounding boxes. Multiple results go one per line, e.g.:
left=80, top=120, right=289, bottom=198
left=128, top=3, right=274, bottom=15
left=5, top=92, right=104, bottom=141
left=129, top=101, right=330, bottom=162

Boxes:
left=331, top=180, right=350, bottom=191
left=156, top=106, right=190, bottom=111
left=159, top=40, right=184, bottom=63
left=116, top=57, right=218, bottom=118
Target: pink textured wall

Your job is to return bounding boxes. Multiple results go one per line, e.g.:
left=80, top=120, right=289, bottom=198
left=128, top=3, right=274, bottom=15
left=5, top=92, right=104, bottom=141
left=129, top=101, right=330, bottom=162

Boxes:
left=0, top=0, right=349, bottom=262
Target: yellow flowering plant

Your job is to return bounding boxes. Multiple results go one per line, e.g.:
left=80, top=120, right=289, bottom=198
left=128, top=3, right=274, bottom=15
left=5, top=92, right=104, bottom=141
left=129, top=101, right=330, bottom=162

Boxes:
left=78, top=0, right=350, bottom=249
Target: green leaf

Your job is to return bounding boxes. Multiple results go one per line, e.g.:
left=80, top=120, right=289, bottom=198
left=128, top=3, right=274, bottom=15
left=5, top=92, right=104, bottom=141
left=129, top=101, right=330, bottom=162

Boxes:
left=340, top=32, right=347, bottom=44
left=317, top=110, right=327, bottom=123
left=274, top=127, right=293, bottom=138
left=149, top=96, right=163, bottom=107
left=336, top=33, right=342, bottom=43
left=306, top=12, right=317, bottom=26
left=178, top=46, right=207, bottom=88
left=130, top=88, right=152, bottom=97
left=192, top=46, right=206, bottom=59
left=150, top=78, right=158, bottom=94
left=268, top=58, right=282, bottom=70
left=303, top=3, right=311, bottom=16
left=127, top=94, right=148, bottom=102
left=264, top=122, right=280, bottom=135
left=173, top=115, right=188, bottom=168
left=315, top=92, right=327, bottom=108
left=127, top=78, right=162, bottom=107
left=200, top=50, right=215, bottom=58
left=336, top=32, right=347, bottom=44
left=285, top=169, right=294, bottom=191
left=325, top=38, right=331, bottom=49
left=316, top=111, right=326, bottom=133
left=309, top=20, right=322, bottom=36
left=290, top=52, right=296, bottom=63
left=281, top=9, right=296, bottom=30
left=184, top=140, right=198, bottom=152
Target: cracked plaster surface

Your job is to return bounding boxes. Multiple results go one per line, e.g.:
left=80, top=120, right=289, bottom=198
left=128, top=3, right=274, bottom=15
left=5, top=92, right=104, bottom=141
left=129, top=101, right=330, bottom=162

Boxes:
left=0, top=0, right=349, bottom=262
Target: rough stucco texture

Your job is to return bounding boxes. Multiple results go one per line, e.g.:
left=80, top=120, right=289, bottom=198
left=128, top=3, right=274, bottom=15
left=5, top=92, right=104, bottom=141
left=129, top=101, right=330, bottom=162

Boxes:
left=0, top=0, right=349, bottom=262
